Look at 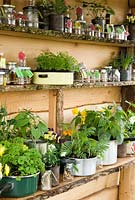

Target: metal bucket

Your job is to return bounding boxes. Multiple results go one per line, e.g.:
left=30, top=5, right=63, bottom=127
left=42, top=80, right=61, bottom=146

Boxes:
left=102, top=140, right=117, bottom=165
left=72, top=157, right=97, bottom=176
left=0, top=173, right=39, bottom=197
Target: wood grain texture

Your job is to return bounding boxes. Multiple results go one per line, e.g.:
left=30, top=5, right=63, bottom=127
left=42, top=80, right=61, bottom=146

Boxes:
left=119, top=162, right=135, bottom=200
left=81, top=187, right=118, bottom=200
left=63, top=87, right=121, bottom=109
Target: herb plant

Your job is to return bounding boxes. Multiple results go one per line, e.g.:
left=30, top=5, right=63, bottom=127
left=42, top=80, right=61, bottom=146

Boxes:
left=0, top=137, right=45, bottom=176
left=36, top=51, right=79, bottom=72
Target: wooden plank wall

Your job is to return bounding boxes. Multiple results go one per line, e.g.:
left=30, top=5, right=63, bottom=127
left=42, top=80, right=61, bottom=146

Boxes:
left=0, top=0, right=128, bottom=124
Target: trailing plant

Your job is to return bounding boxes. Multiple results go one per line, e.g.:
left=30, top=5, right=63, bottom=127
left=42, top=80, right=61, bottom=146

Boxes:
left=36, top=51, right=79, bottom=72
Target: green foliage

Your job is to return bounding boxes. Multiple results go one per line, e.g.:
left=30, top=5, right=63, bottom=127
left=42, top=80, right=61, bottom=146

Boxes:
left=0, top=137, right=45, bottom=176
left=61, top=130, right=108, bottom=159
left=82, top=1, right=115, bottom=19
left=51, top=0, right=68, bottom=15
left=111, top=53, right=134, bottom=70
left=120, top=53, right=134, bottom=70
left=36, top=51, right=79, bottom=72
left=13, top=109, right=48, bottom=143
left=43, top=144, right=60, bottom=168
left=124, top=101, right=135, bottom=139
left=0, top=106, right=15, bottom=141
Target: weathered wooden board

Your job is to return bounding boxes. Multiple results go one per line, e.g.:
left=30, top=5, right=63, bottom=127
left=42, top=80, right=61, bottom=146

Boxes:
left=81, top=187, right=118, bottom=200
left=119, top=162, right=135, bottom=200
left=45, top=172, right=120, bottom=200
left=63, top=87, right=121, bottom=109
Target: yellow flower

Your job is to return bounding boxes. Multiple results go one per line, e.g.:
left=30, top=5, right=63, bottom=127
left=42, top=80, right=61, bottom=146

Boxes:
left=72, top=108, right=79, bottom=115
left=0, top=144, right=6, bottom=157
left=80, top=110, right=87, bottom=117
left=81, top=116, right=86, bottom=124
left=4, top=164, right=10, bottom=176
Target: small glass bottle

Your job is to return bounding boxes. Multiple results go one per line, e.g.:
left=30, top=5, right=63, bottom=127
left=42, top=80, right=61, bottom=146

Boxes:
left=63, top=163, right=74, bottom=182
left=101, top=69, right=107, bottom=82
left=64, top=12, right=72, bottom=33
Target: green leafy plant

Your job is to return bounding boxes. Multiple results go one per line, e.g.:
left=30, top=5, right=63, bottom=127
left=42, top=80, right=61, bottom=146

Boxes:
left=60, top=108, right=108, bottom=159
left=43, top=144, right=60, bottom=168
left=0, top=137, right=45, bottom=176
left=120, top=53, right=134, bottom=70
left=13, top=109, right=48, bottom=143
left=0, top=106, right=14, bottom=141
left=36, top=51, right=79, bottom=72
left=50, top=0, right=68, bottom=15
left=124, top=101, right=135, bottom=139
left=75, top=104, right=127, bottom=144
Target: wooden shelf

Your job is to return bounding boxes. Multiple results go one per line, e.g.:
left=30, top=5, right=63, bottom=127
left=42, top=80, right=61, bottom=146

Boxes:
left=0, top=25, right=135, bottom=48
left=1, top=156, right=135, bottom=200
left=1, top=81, right=135, bottom=92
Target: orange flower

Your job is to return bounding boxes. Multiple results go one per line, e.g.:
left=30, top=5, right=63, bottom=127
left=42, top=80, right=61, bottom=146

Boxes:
left=63, top=129, right=73, bottom=136
left=72, top=108, right=79, bottom=115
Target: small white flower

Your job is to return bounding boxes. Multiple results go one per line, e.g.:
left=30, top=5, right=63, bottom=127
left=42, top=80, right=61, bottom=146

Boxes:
left=0, top=171, right=2, bottom=180
left=129, top=116, right=135, bottom=125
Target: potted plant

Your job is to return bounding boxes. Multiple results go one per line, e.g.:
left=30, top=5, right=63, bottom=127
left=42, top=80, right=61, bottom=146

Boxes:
left=43, top=144, right=60, bottom=186
left=48, top=0, right=68, bottom=32
left=36, top=0, right=52, bottom=30
left=0, top=137, right=45, bottom=197
left=60, top=109, right=108, bottom=176
left=33, top=50, right=79, bottom=85
left=119, top=52, right=134, bottom=81
left=70, top=104, right=126, bottom=165
left=12, top=109, right=48, bottom=155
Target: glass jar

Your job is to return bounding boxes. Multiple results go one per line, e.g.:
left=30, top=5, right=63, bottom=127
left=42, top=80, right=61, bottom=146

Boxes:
left=101, top=69, right=108, bottom=82
left=132, top=69, right=135, bottom=81
left=23, top=6, right=39, bottom=28
left=2, top=5, right=16, bottom=25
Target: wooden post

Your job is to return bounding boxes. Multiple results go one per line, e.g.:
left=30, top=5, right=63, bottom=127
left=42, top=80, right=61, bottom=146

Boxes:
left=56, top=89, right=64, bottom=133
left=119, top=162, right=135, bottom=200
left=49, top=90, right=57, bottom=131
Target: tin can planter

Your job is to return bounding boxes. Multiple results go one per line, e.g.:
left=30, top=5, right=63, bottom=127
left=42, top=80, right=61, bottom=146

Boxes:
left=33, top=72, right=74, bottom=85
left=120, top=69, right=131, bottom=81
left=0, top=173, right=39, bottom=197
left=72, top=157, right=97, bottom=176
left=117, top=142, right=127, bottom=158
left=102, top=140, right=117, bottom=165
left=49, top=14, right=64, bottom=32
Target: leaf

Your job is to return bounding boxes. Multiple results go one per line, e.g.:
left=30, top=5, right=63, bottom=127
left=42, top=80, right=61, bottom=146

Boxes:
left=31, top=127, right=41, bottom=140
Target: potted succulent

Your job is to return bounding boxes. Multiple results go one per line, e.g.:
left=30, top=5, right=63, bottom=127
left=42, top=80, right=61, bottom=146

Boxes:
left=33, top=50, right=79, bottom=85
left=60, top=109, right=108, bottom=176
left=0, top=137, right=45, bottom=197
